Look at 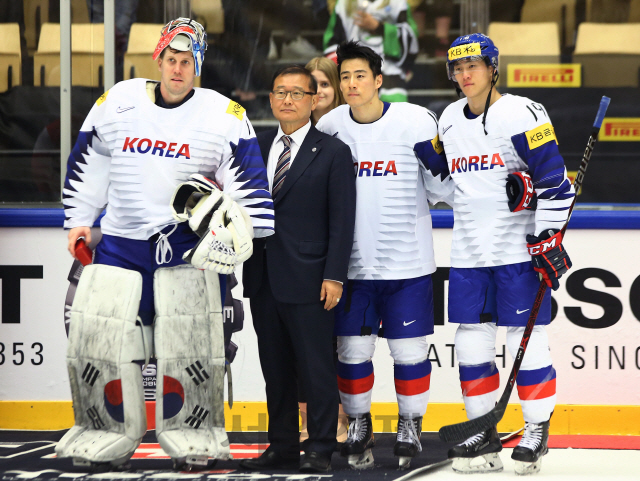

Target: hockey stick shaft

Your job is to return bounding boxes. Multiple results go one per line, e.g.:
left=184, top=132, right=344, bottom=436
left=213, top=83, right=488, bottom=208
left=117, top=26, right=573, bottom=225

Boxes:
left=439, top=96, right=611, bottom=443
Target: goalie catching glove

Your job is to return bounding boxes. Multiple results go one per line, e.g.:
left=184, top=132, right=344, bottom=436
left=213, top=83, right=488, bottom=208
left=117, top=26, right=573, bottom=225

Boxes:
left=526, top=229, right=572, bottom=291
left=182, top=193, right=254, bottom=274
left=506, top=171, right=537, bottom=212
left=171, top=174, right=223, bottom=236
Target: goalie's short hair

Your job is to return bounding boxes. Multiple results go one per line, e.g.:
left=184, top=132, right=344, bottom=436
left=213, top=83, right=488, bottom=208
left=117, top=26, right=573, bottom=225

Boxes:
left=337, top=40, right=383, bottom=78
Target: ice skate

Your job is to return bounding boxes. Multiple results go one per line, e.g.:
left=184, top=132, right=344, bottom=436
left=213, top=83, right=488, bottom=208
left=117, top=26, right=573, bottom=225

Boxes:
left=512, top=421, right=549, bottom=475
left=449, top=426, right=503, bottom=474
left=394, top=415, right=422, bottom=469
left=172, top=456, right=218, bottom=471
left=340, top=413, right=375, bottom=469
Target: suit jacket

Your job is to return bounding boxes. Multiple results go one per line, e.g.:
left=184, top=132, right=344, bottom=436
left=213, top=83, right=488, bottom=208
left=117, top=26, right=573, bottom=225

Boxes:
left=242, top=124, right=356, bottom=304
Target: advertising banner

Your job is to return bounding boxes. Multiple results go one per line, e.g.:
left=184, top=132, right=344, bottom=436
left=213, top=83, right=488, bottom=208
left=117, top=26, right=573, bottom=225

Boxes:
left=1, top=227, right=639, bottom=409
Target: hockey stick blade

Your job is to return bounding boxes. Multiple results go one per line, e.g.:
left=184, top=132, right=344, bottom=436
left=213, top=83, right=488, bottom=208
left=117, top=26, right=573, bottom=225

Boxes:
left=439, top=408, right=503, bottom=443
left=439, top=96, right=611, bottom=444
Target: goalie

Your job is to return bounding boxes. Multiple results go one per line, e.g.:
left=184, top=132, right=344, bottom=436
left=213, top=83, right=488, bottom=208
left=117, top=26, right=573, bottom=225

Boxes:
left=58, top=17, right=273, bottom=471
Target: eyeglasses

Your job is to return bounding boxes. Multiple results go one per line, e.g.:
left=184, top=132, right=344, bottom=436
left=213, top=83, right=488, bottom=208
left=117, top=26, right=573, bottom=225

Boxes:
left=271, top=90, right=316, bottom=100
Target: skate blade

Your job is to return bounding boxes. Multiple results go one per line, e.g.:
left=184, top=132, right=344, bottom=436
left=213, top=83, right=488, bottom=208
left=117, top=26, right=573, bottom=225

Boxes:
left=348, top=449, right=374, bottom=470
left=398, top=456, right=412, bottom=470
left=451, top=452, right=504, bottom=474
left=514, top=459, right=542, bottom=475
left=173, top=456, right=213, bottom=471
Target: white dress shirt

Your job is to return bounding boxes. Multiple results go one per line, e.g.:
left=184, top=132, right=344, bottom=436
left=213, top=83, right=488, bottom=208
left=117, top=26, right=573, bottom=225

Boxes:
left=267, top=120, right=312, bottom=192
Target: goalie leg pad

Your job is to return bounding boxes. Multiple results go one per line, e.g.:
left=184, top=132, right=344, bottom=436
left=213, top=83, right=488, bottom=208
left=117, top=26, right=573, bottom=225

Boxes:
left=154, top=265, right=230, bottom=462
left=55, top=265, right=147, bottom=466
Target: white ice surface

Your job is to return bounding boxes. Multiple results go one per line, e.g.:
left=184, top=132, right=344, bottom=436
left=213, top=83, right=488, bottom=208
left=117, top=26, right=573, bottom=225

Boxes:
left=413, top=448, right=640, bottom=481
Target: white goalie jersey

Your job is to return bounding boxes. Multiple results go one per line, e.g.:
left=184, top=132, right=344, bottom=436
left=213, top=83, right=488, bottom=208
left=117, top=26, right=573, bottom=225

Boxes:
left=63, top=78, right=274, bottom=240
left=317, top=102, right=453, bottom=280
left=438, top=94, right=575, bottom=268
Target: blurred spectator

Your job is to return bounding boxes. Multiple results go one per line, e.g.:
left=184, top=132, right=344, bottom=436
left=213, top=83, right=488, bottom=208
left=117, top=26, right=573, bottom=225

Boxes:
left=324, top=0, right=419, bottom=102
left=306, top=57, right=345, bottom=125
left=86, top=0, right=140, bottom=81
left=279, top=0, right=321, bottom=59
left=410, top=0, right=455, bottom=57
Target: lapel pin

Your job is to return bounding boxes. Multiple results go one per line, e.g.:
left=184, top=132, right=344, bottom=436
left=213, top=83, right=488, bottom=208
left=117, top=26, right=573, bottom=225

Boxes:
left=312, top=147, right=317, bottom=152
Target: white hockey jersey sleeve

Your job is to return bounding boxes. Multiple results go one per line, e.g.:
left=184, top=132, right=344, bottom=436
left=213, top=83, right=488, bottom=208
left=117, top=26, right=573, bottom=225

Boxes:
left=413, top=110, right=455, bottom=206
left=63, top=94, right=111, bottom=229
left=510, top=101, right=575, bottom=235
left=214, top=110, right=274, bottom=238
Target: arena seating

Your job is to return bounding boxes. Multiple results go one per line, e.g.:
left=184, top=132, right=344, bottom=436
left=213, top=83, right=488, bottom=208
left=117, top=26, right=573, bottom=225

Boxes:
left=191, top=0, right=224, bottom=34
left=520, top=0, right=576, bottom=49
left=629, top=0, right=640, bottom=22
left=487, top=22, right=561, bottom=84
left=573, top=22, right=640, bottom=87
left=34, top=23, right=105, bottom=87
left=23, top=0, right=49, bottom=53
left=0, top=23, right=22, bottom=92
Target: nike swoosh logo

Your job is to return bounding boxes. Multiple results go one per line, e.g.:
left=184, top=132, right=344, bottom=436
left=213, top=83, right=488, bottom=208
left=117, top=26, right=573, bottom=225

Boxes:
left=517, top=309, right=530, bottom=314
left=117, top=106, right=135, bottom=113
left=403, top=320, right=417, bottom=326
left=442, top=125, right=453, bottom=135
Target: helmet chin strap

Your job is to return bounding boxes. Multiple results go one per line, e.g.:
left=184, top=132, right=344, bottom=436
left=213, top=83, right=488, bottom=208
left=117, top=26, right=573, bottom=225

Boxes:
left=481, top=67, right=499, bottom=135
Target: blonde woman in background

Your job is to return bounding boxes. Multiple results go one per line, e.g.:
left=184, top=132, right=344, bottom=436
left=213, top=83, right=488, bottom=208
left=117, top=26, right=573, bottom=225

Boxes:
left=306, top=57, right=346, bottom=125
left=297, top=57, right=348, bottom=447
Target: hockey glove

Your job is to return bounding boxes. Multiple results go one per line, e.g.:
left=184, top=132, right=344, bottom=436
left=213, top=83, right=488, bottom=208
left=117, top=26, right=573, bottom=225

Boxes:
left=224, top=201, right=254, bottom=264
left=171, top=174, right=223, bottom=236
left=183, top=194, right=236, bottom=274
left=526, top=229, right=572, bottom=291
left=506, top=171, right=537, bottom=212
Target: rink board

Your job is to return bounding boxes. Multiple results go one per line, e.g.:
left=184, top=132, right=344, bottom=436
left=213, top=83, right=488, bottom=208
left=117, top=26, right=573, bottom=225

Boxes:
left=0, top=210, right=639, bottom=433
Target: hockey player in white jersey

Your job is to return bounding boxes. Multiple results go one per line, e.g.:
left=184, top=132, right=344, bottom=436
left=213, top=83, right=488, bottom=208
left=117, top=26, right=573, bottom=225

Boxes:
left=316, top=41, right=452, bottom=470
left=419, top=33, right=574, bottom=475
left=57, top=18, right=273, bottom=471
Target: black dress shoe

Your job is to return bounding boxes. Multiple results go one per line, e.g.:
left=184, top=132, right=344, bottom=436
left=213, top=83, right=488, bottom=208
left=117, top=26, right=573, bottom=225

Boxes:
left=239, top=447, right=299, bottom=470
left=299, top=452, right=331, bottom=473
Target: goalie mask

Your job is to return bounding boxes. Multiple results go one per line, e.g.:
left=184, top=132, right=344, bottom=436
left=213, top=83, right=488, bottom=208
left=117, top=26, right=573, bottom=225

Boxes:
left=153, top=17, right=208, bottom=77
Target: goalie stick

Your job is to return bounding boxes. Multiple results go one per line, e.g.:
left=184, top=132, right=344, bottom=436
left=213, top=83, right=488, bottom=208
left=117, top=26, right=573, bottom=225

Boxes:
left=439, top=95, right=611, bottom=443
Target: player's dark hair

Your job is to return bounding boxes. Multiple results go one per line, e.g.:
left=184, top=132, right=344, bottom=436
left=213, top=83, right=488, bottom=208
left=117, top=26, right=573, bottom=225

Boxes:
left=271, top=65, right=318, bottom=94
left=159, top=47, right=188, bottom=59
left=337, top=40, right=383, bottom=78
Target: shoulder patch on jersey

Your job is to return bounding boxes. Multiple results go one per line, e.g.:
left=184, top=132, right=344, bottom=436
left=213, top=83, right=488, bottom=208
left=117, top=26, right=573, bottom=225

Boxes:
left=526, top=122, right=558, bottom=150
left=96, top=90, right=109, bottom=106
left=226, top=101, right=245, bottom=120
left=431, top=134, right=443, bottom=154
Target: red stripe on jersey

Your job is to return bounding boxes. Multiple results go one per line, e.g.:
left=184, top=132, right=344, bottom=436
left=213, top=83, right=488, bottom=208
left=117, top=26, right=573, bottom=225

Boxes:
left=461, top=372, right=500, bottom=397
left=517, top=378, right=556, bottom=400
left=395, top=374, right=431, bottom=396
left=338, top=373, right=374, bottom=395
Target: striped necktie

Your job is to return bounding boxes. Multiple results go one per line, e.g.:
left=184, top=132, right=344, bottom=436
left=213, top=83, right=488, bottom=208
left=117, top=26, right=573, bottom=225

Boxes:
left=272, top=135, right=292, bottom=198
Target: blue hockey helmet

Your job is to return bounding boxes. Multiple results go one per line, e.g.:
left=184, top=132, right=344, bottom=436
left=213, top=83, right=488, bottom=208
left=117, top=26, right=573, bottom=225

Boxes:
left=446, top=33, right=499, bottom=81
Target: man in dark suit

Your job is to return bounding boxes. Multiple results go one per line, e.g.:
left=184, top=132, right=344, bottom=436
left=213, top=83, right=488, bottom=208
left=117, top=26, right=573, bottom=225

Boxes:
left=240, top=65, right=356, bottom=473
